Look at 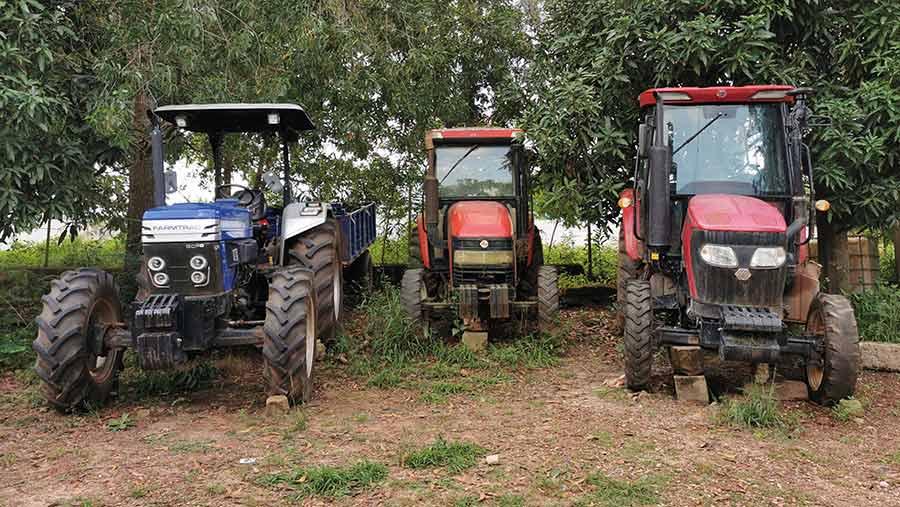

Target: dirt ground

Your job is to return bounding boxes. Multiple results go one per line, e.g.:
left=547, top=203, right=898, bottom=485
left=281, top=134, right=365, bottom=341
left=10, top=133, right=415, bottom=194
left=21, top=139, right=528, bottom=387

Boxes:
left=2, top=307, right=900, bottom=507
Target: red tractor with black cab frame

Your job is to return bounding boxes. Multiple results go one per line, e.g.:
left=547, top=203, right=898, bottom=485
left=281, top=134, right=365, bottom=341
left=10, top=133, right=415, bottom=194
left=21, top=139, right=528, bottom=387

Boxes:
left=402, top=128, right=559, bottom=338
left=618, top=85, right=859, bottom=404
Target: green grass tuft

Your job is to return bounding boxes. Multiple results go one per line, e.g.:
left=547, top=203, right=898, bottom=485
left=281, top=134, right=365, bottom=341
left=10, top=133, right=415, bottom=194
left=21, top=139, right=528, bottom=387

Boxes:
left=401, top=436, right=487, bottom=473
left=848, top=284, right=900, bottom=343
left=262, top=461, right=388, bottom=498
left=720, top=383, right=784, bottom=429
left=106, top=413, right=135, bottom=432
left=574, top=473, right=662, bottom=507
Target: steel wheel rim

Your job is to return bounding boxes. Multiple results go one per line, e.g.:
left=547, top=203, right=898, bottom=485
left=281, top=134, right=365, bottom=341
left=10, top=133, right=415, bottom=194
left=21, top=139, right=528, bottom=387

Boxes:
left=806, top=305, right=825, bottom=391
left=333, top=263, right=342, bottom=321
left=86, top=299, right=117, bottom=383
left=306, top=297, right=316, bottom=378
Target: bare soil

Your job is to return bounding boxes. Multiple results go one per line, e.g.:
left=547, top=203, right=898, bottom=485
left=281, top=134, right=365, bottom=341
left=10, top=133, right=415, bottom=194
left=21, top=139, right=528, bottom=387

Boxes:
left=2, top=307, right=900, bottom=506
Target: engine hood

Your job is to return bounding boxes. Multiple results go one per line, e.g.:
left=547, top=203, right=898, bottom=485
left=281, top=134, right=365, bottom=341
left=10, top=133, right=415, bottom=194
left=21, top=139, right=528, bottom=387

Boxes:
left=687, top=194, right=786, bottom=233
left=448, top=201, right=513, bottom=238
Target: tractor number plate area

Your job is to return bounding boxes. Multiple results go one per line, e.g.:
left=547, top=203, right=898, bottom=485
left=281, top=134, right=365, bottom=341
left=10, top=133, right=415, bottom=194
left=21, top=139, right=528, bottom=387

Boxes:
left=134, top=294, right=182, bottom=330
left=720, top=305, right=782, bottom=333
left=135, top=332, right=187, bottom=369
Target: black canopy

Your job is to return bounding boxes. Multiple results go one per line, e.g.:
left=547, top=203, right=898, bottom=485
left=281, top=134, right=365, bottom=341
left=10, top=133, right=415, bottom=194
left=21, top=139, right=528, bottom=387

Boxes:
left=154, top=103, right=315, bottom=136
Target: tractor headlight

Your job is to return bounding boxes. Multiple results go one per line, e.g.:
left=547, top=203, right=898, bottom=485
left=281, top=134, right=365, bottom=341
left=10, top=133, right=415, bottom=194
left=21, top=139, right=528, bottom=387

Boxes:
left=148, top=256, right=166, bottom=271
left=152, top=272, right=170, bottom=286
left=190, top=271, right=207, bottom=285
left=750, top=247, right=786, bottom=268
left=189, top=255, right=208, bottom=270
left=699, top=244, right=738, bottom=268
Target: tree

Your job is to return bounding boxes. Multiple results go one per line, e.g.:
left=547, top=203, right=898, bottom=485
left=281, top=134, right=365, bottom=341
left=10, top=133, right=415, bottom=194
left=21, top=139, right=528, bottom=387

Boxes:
left=523, top=0, right=900, bottom=291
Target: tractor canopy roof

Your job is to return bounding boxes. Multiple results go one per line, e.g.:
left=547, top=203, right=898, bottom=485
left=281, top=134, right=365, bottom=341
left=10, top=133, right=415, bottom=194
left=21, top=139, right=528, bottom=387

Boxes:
left=638, top=85, right=795, bottom=107
left=425, top=127, right=523, bottom=149
left=154, top=103, right=315, bottom=137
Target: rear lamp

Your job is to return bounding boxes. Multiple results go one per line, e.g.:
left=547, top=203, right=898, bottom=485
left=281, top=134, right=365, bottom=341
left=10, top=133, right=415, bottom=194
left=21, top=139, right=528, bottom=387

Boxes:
left=152, top=272, right=170, bottom=286
left=618, top=196, right=633, bottom=209
left=750, top=247, right=786, bottom=268
left=175, top=115, right=187, bottom=128
left=699, top=244, right=738, bottom=268
left=190, top=271, right=207, bottom=284
left=148, top=256, right=166, bottom=271
left=189, top=255, right=208, bottom=270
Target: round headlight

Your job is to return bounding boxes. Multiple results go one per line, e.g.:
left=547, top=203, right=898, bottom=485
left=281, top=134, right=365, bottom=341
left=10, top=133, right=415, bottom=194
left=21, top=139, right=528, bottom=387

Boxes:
left=189, top=255, right=208, bottom=270
left=148, top=256, right=166, bottom=271
left=152, top=272, right=169, bottom=286
left=190, top=271, right=207, bottom=284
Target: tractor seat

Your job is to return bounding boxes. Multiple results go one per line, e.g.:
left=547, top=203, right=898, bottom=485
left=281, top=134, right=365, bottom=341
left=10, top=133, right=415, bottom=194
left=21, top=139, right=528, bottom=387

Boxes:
left=227, top=190, right=267, bottom=221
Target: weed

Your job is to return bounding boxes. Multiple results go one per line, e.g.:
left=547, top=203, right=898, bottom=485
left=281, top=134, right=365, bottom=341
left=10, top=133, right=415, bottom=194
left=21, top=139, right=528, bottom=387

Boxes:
left=124, top=359, right=220, bottom=398
left=0, top=453, right=16, bottom=466
left=206, top=483, right=226, bottom=495
left=574, top=473, right=662, bottom=507
left=129, top=486, right=148, bottom=499
left=168, top=438, right=215, bottom=454
left=848, top=284, right=900, bottom=343
left=105, top=413, right=134, bottom=432
left=496, top=494, right=525, bottom=507
left=588, top=430, right=615, bottom=447
left=453, top=495, right=479, bottom=507
left=401, top=436, right=487, bottom=473
left=262, top=461, right=388, bottom=498
left=720, top=384, right=784, bottom=429
left=280, top=409, right=307, bottom=438
left=832, top=397, right=864, bottom=421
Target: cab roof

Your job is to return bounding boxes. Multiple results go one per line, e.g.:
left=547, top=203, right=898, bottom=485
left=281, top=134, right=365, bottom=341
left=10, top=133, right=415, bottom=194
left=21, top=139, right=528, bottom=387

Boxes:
left=638, top=85, right=795, bottom=107
left=154, top=103, right=315, bottom=135
left=425, top=127, right=523, bottom=149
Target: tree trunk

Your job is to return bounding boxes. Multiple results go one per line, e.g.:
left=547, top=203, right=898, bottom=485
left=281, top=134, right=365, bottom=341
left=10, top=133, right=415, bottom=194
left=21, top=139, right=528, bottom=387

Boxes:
left=125, top=88, right=153, bottom=272
left=891, top=223, right=900, bottom=283
left=817, top=212, right=850, bottom=293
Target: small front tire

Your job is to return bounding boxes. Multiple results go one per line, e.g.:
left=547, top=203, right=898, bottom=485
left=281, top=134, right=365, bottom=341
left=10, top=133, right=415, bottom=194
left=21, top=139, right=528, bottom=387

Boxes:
left=623, top=280, right=654, bottom=391
left=805, top=293, right=860, bottom=405
left=537, top=265, right=559, bottom=332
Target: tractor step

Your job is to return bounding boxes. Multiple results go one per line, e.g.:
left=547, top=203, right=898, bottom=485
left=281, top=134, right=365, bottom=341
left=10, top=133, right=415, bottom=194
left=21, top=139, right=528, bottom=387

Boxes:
left=720, top=305, right=782, bottom=333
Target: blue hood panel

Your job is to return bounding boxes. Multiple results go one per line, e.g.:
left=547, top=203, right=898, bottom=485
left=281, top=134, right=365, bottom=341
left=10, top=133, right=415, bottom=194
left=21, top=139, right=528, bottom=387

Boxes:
left=143, top=200, right=250, bottom=221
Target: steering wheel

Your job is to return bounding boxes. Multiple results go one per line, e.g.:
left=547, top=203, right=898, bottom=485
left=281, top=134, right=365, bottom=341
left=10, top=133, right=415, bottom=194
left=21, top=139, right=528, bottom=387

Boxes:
left=215, top=184, right=259, bottom=207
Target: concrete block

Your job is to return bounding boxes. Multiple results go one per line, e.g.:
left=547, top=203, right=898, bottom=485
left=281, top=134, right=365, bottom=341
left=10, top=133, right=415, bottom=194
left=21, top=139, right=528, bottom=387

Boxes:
left=669, top=346, right=704, bottom=376
left=861, top=342, right=900, bottom=372
left=674, top=375, right=710, bottom=404
left=266, top=395, right=290, bottom=414
left=774, top=380, right=809, bottom=401
left=462, top=331, right=488, bottom=352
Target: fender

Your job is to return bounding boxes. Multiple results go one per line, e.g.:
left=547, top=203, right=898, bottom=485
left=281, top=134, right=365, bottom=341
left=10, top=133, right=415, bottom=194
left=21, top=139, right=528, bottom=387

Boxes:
left=619, top=188, right=641, bottom=261
left=279, top=201, right=329, bottom=265
left=417, top=214, right=430, bottom=269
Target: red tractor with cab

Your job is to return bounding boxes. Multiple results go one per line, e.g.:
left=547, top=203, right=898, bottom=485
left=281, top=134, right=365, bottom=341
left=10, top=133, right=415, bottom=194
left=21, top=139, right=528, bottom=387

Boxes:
left=402, top=128, right=559, bottom=338
left=618, top=85, right=859, bottom=404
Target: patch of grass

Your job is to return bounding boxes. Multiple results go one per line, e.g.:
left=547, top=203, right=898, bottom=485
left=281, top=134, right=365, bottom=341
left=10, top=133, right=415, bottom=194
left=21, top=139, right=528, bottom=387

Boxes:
left=168, top=438, right=215, bottom=454
left=453, top=495, right=479, bottom=507
left=401, top=436, right=487, bottom=473
left=129, top=485, right=149, bottom=499
left=832, top=397, right=864, bottom=421
left=262, top=461, right=388, bottom=498
left=0, top=237, right=125, bottom=270
left=106, top=413, right=135, bottom=432
left=882, top=451, right=900, bottom=466
left=848, top=284, right=900, bottom=342
left=206, top=483, right=226, bottom=495
left=719, top=384, right=785, bottom=429
left=496, top=494, right=525, bottom=507
left=280, top=409, right=307, bottom=438
left=574, top=473, right=662, bottom=507
left=486, top=333, right=563, bottom=369
left=124, top=359, right=220, bottom=398
left=588, top=430, right=615, bottom=447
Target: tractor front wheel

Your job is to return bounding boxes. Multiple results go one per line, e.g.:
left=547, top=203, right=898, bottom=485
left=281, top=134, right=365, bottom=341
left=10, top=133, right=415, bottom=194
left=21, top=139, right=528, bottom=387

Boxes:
left=537, top=265, right=559, bottom=332
left=263, top=267, right=317, bottom=404
left=287, top=221, right=342, bottom=342
left=401, top=268, right=428, bottom=333
left=33, top=268, right=125, bottom=411
left=623, top=279, right=654, bottom=391
left=805, top=293, right=860, bottom=405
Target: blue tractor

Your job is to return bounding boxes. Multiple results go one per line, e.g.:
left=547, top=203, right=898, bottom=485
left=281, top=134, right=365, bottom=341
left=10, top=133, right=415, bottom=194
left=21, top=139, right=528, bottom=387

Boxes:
left=32, top=104, right=376, bottom=410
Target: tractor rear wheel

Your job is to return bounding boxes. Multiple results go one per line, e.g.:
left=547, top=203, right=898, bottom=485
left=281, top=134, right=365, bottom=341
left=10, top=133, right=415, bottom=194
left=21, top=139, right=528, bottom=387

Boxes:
left=805, top=293, right=860, bottom=405
left=263, top=267, right=317, bottom=404
left=616, top=228, right=640, bottom=331
left=624, top=279, right=654, bottom=391
left=287, top=221, right=342, bottom=342
left=401, top=268, right=427, bottom=331
left=537, top=265, right=559, bottom=331
left=33, top=268, right=124, bottom=411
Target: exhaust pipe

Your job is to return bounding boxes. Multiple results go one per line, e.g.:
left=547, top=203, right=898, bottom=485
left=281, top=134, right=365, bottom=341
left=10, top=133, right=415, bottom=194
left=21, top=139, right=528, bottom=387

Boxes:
left=647, top=92, right=672, bottom=249
left=150, top=114, right=165, bottom=207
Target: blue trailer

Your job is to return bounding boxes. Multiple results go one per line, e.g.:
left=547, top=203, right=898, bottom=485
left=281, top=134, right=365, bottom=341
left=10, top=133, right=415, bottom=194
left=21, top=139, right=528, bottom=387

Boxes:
left=32, top=104, right=377, bottom=410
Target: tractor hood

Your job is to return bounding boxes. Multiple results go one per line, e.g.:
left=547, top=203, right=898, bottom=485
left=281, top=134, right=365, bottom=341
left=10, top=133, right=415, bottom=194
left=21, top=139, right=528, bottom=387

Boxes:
left=447, top=201, right=513, bottom=238
left=686, top=194, right=786, bottom=233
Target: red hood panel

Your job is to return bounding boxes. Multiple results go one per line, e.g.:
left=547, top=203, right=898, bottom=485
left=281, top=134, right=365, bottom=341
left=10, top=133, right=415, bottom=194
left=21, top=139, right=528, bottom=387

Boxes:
left=687, top=194, right=786, bottom=233
left=448, top=201, right=513, bottom=238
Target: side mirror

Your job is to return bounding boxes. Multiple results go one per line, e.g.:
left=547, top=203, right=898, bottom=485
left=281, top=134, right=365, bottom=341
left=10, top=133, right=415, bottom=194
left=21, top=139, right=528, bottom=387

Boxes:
left=164, top=170, right=178, bottom=194
left=637, top=123, right=649, bottom=158
left=262, top=171, right=284, bottom=194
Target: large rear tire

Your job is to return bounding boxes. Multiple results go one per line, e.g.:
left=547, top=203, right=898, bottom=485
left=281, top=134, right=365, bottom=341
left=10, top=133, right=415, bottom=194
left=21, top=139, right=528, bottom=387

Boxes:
left=263, top=267, right=317, bottom=404
left=537, top=265, right=559, bottom=332
left=32, top=268, right=124, bottom=411
left=287, top=221, right=342, bottom=342
left=624, top=279, right=653, bottom=391
left=805, top=293, right=860, bottom=405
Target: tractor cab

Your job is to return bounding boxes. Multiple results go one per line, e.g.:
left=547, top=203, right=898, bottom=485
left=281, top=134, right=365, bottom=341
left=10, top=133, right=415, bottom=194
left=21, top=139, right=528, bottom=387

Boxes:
left=618, top=86, right=859, bottom=405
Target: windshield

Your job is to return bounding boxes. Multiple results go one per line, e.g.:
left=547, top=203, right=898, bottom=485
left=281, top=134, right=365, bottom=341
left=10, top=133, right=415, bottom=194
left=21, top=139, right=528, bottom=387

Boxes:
left=664, top=104, right=788, bottom=196
left=436, top=145, right=515, bottom=198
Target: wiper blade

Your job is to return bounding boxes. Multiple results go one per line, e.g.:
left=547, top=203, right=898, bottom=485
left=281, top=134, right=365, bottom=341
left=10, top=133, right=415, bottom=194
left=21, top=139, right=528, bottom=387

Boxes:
left=673, top=112, right=724, bottom=155
left=440, top=145, right=479, bottom=185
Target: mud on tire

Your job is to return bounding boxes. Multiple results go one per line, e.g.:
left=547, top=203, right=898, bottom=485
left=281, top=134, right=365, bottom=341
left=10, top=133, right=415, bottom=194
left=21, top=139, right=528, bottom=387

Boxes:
left=263, top=267, right=317, bottom=404
left=537, top=265, right=559, bottom=331
left=287, top=221, right=342, bottom=342
left=624, top=279, right=653, bottom=391
left=33, top=268, right=124, bottom=411
left=806, top=293, right=860, bottom=405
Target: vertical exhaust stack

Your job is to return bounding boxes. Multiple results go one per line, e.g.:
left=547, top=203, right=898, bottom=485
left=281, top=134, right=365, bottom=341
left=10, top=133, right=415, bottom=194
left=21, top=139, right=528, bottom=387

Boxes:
left=647, top=92, right=672, bottom=251
left=150, top=115, right=166, bottom=207
left=423, top=136, right=440, bottom=246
